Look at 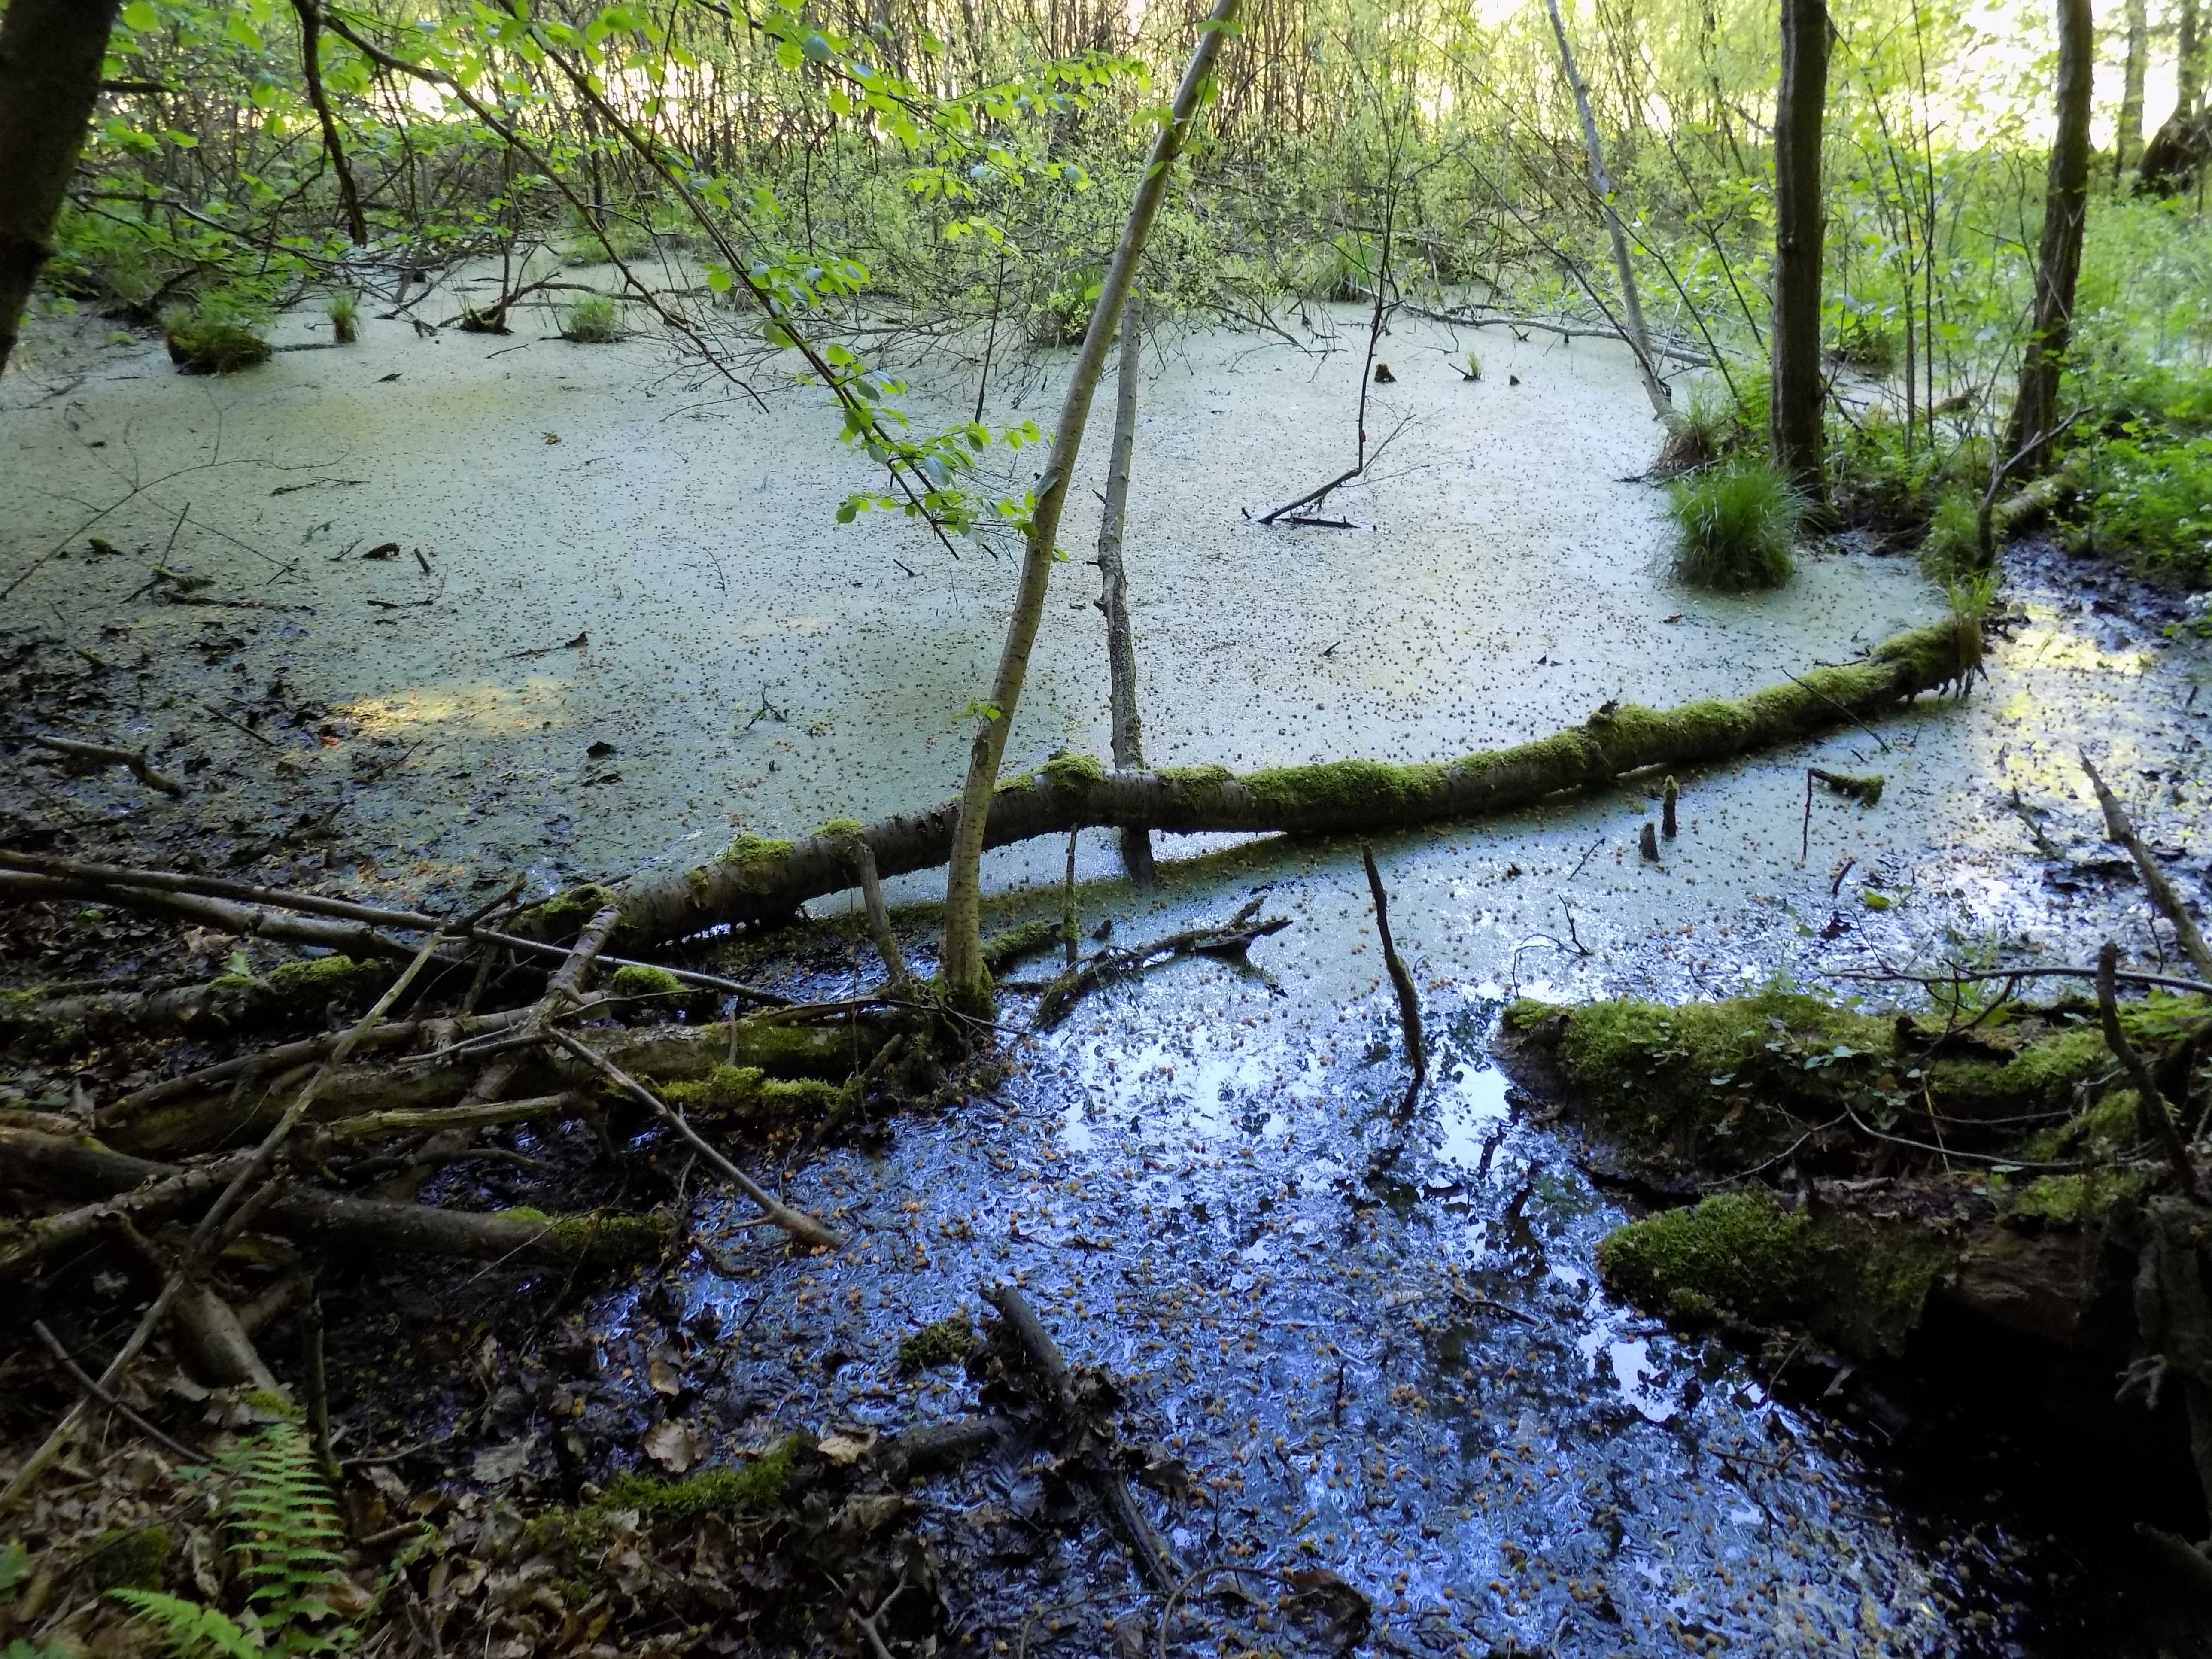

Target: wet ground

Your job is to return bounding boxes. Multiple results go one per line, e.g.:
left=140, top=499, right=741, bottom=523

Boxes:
left=8, top=293, right=2212, bottom=1653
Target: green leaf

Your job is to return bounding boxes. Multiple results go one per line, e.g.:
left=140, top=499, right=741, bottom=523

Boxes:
left=119, top=0, right=159, bottom=30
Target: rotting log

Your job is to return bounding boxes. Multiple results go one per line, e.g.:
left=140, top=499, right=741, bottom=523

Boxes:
left=105, top=1014, right=883, bottom=1161
left=0, top=1128, right=673, bottom=1267
left=577, top=620, right=1981, bottom=950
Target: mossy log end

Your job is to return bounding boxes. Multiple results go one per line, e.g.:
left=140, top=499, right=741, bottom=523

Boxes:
left=0, top=1127, right=673, bottom=1268
left=545, top=620, right=1981, bottom=949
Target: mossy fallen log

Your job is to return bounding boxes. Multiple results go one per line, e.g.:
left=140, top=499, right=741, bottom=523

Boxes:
left=104, top=1013, right=886, bottom=1160
left=0, top=1128, right=672, bottom=1269
left=0, top=957, right=392, bottom=1051
left=559, top=619, right=1981, bottom=949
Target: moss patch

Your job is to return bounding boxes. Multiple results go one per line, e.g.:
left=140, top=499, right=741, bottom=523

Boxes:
left=1999, top=1167, right=2150, bottom=1228
left=266, top=954, right=385, bottom=1002
left=719, top=834, right=796, bottom=873
left=76, top=1525, right=173, bottom=1592
left=608, top=964, right=685, bottom=1000
left=661, top=1064, right=840, bottom=1123
left=529, top=883, right=619, bottom=937
left=897, top=1311, right=975, bottom=1374
left=980, top=918, right=1064, bottom=975
left=1598, top=1194, right=1945, bottom=1357
left=1040, top=753, right=1105, bottom=788
left=494, top=1207, right=672, bottom=1261
left=813, top=817, right=867, bottom=840
left=525, top=1434, right=813, bottom=1564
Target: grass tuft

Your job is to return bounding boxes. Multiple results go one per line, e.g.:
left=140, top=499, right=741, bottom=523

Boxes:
left=1664, top=455, right=1802, bottom=591
left=161, top=302, right=272, bottom=374
left=560, top=295, right=621, bottom=343
left=326, top=290, right=359, bottom=344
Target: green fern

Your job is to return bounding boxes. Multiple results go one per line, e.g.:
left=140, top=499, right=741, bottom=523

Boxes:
left=112, top=1425, right=358, bottom=1659
left=109, top=1591, right=262, bottom=1659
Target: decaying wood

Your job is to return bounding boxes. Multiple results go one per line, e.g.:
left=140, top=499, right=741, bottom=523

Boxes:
left=0, top=1150, right=251, bottom=1281
left=1032, top=902, right=1289, bottom=1027
left=22, top=732, right=184, bottom=796
left=595, top=620, right=1980, bottom=951
left=0, top=871, right=425, bottom=961
left=848, top=838, right=911, bottom=988
left=981, top=1282, right=1180, bottom=1592
left=1362, top=845, right=1425, bottom=1120
left=2097, top=942, right=2203, bottom=1198
left=547, top=1027, right=842, bottom=1249
left=2083, top=751, right=2212, bottom=980
left=0, top=927, right=445, bottom=1516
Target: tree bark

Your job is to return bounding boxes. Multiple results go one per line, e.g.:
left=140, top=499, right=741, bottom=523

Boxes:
left=2118, top=0, right=2149, bottom=179
left=2182, top=0, right=2203, bottom=118
left=589, top=620, right=1980, bottom=950
left=2006, top=0, right=2094, bottom=478
left=937, top=0, right=1242, bottom=1009
left=1771, top=0, right=1832, bottom=497
left=1542, top=0, right=1672, bottom=422
left=289, top=0, right=368, bottom=246
left=1095, top=291, right=1157, bottom=884
left=0, top=0, right=125, bottom=378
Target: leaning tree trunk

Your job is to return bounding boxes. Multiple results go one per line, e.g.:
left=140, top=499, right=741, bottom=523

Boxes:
left=937, top=0, right=1241, bottom=1009
left=1095, top=290, right=1156, bottom=884
left=2006, top=0, right=2093, bottom=478
left=1542, top=0, right=1671, bottom=422
left=1770, top=0, right=1832, bottom=498
left=290, top=0, right=368, bottom=246
left=0, top=0, right=125, bottom=378
left=2118, top=0, right=2148, bottom=181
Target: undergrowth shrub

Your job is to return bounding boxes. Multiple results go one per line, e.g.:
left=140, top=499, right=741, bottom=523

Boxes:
left=161, top=301, right=273, bottom=374
left=112, top=1422, right=370, bottom=1657
left=559, top=295, right=620, bottom=343
left=1918, top=486, right=1983, bottom=581
left=1665, top=455, right=1802, bottom=591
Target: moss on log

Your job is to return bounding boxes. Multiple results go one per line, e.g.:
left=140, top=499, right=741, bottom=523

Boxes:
left=556, top=620, right=1981, bottom=949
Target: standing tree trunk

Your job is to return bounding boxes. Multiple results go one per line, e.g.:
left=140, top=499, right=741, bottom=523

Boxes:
left=290, top=0, right=369, bottom=246
left=0, top=0, right=125, bottom=378
left=1542, top=0, right=1672, bottom=422
left=2118, top=0, right=2149, bottom=180
left=1771, top=0, right=1832, bottom=498
left=2182, top=0, right=2203, bottom=119
left=1094, top=290, right=1156, bottom=884
left=2007, top=0, right=2094, bottom=477
left=936, top=0, right=1241, bottom=1009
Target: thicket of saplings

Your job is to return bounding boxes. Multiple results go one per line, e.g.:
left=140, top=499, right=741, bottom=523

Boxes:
left=42, top=0, right=2212, bottom=603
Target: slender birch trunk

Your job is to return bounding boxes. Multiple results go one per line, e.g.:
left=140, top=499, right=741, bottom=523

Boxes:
left=1095, top=291, right=1157, bottom=884
left=937, top=0, right=1241, bottom=1008
left=1541, top=0, right=1672, bottom=421
left=2118, top=0, right=2148, bottom=180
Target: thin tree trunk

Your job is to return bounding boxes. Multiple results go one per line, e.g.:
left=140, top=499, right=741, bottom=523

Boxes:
left=936, top=0, right=1241, bottom=1009
left=2118, top=0, right=2149, bottom=179
left=1771, top=0, right=1832, bottom=497
left=0, top=0, right=125, bottom=378
left=2006, top=0, right=2094, bottom=477
left=1541, top=0, right=1671, bottom=421
left=290, top=0, right=368, bottom=246
left=1096, top=292, right=1157, bottom=884
left=2182, top=0, right=2203, bottom=119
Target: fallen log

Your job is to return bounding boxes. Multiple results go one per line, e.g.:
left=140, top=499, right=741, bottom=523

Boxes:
left=0, top=1128, right=675, bottom=1267
left=575, top=619, right=1980, bottom=950
left=0, top=872, right=428, bottom=961
left=2, top=957, right=393, bottom=1048
left=1031, top=904, right=1289, bottom=1027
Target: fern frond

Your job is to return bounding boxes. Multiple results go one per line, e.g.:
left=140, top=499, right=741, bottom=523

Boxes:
left=109, top=1589, right=264, bottom=1659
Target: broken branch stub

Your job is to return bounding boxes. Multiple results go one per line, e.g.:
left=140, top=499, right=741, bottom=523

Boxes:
left=583, top=620, right=1981, bottom=950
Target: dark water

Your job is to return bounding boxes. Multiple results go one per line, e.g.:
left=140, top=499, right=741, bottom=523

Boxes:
left=553, top=966, right=2080, bottom=1657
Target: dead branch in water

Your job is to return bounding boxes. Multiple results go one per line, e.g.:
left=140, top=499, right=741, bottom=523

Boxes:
left=2083, top=750, right=2212, bottom=980
left=1031, top=901, right=1290, bottom=1027
left=22, top=731, right=185, bottom=796
left=1363, top=845, right=1425, bottom=1121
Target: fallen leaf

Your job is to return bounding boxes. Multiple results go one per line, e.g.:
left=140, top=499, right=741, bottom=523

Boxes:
left=647, top=1354, right=683, bottom=1397
left=471, top=1437, right=536, bottom=1485
left=816, top=1427, right=878, bottom=1467
left=642, top=1419, right=711, bottom=1473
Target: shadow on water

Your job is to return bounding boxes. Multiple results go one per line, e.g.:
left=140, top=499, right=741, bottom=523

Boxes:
left=545, top=972, right=2176, bottom=1657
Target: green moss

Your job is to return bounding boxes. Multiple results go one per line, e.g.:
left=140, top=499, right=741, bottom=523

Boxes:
left=0, top=987, right=80, bottom=1048
left=531, top=883, right=619, bottom=936
left=240, top=1389, right=301, bottom=1420
left=207, top=973, right=258, bottom=992
left=495, top=1208, right=672, bottom=1261
left=1814, top=772, right=1885, bottom=806
left=718, top=834, right=795, bottom=873
left=813, top=817, right=867, bottom=840
left=1599, top=1194, right=1828, bottom=1325
left=2023, top=1089, right=2142, bottom=1163
left=1243, top=757, right=1444, bottom=820
left=661, top=1063, right=842, bottom=1121
left=2001, top=1165, right=2149, bottom=1226
left=608, top=964, right=685, bottom=999
left=897, top=1311, right=975, bottom=1374
left=76, top=1525, right=173, bottom=1592
left=161, top=306, right=272, bottom=374
left=613, top=1433, right=808, bottom=1519
left=266, top=955, right=383, bottom=1001
left=980, top=917, right=1065, bottom=975
left=1040, top=753, right=1106, bottom=788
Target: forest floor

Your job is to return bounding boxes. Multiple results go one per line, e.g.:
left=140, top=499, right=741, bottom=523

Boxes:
left=4, top=289, right=2211, bottom=1656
